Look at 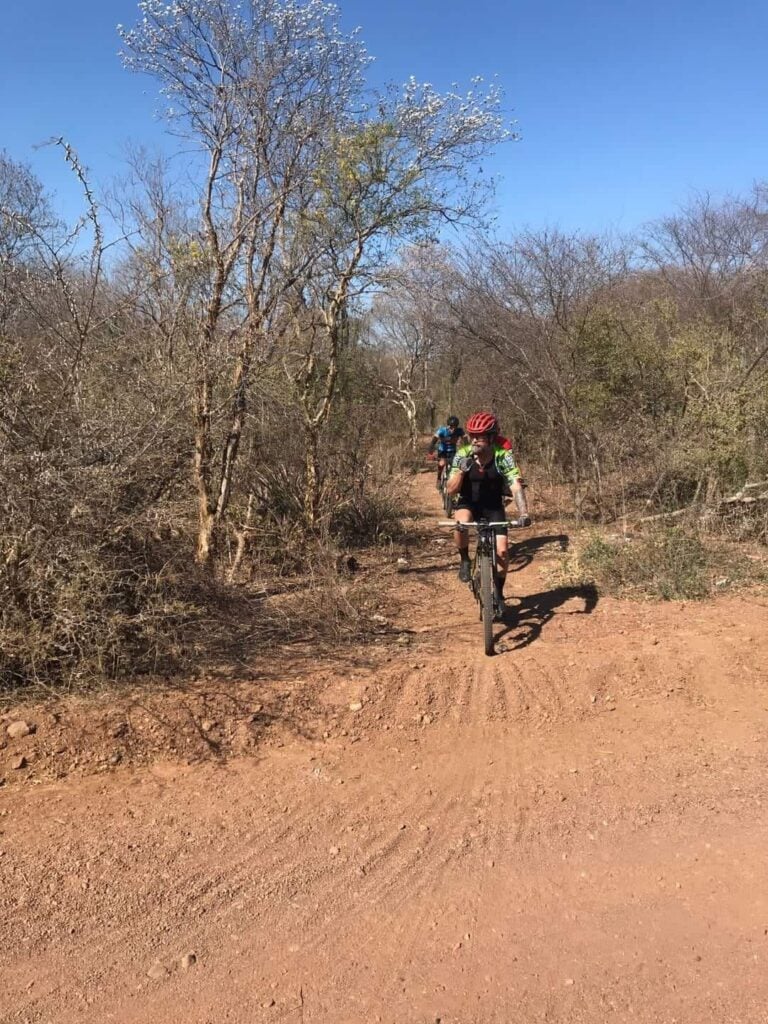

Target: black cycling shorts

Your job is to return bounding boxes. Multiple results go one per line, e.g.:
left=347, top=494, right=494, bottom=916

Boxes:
left=453, top=502, right=508, bottom=536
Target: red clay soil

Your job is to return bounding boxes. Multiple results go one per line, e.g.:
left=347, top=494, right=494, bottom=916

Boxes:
left=2, top=475, right=768, bottom=1024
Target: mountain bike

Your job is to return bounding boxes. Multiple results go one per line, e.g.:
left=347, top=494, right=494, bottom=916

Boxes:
left=438, top=462, right=454, bottom=517
left=438, top=517, right=527, bottom=656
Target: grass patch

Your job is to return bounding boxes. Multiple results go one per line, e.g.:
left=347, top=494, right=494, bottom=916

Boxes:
left=552, top=525, right=768, bottom=601
left=582, top=529, right=708, bottom=600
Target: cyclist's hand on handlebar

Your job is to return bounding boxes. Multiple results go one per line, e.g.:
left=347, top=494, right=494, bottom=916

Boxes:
left=518, top=514, right=531, bottom=527
left=458, top=456, right=474, bottom=473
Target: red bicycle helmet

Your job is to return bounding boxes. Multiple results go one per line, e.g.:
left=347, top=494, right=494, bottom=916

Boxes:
left=465, top=411, right=499, bottom=436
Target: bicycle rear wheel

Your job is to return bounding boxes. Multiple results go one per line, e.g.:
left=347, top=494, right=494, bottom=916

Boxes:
left=479, top=553, right=495, bottom=656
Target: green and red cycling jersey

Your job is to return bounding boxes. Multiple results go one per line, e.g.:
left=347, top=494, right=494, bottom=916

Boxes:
left=449, top=442, right=521, bottom=507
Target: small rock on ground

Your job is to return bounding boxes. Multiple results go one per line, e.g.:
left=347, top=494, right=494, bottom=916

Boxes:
left=7, top=721, right=34, bottom=740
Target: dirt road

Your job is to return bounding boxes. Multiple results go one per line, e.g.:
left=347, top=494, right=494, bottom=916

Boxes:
left=3, top=475, right=768, bottom=1023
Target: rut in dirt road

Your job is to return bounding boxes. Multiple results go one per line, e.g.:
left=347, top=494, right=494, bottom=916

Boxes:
left=2, top=474, right=768, bottom=1024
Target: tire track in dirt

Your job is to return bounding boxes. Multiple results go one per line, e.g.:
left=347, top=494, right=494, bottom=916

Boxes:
left=139, top=641, right=603, bottom=1023
left=440, top=657, right=529, bottom=1024
left=203, top=659, right=501, bottom=1021
left=260, top=665, right=497, bottom=978
left=358, top=650, right=556, bottom=1024
left=361, top=655, right=535, bottom=1019
left=366, top=710, right=488, bottom=1011
left=5, top=742, right=439, bottom=1021
left=5, top=661, right=493, bottom=1024
left=4, top=649, right=477, bottom=1019
left=2, top=780, right=344, bottom=1021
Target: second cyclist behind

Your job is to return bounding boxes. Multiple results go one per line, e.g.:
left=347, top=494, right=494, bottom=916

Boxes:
left=428, top=415, right=465, bottom=490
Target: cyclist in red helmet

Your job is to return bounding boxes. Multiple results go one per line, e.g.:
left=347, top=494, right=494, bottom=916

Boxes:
left=446, top=412, right=531, bottom=617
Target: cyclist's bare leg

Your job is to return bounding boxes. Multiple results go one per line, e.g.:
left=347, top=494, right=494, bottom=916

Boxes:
left=437, top=456, right=447, bottom=487
left=493, top=534, right=511, bottom=616
left=495, top=534, right=509, bottom=586
left=454, top=507, right=474, bottom=550
left=454, top=507, right=474, bottom=581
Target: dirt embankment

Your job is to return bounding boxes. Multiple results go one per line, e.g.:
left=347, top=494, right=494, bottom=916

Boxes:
left=2, top=474, right=768, bottom=1024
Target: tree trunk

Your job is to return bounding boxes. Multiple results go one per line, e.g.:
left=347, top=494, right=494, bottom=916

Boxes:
left=229, top=492, right=254, bottom=582
left=567, top=430, right=584, bottom=523
left=304, top=429, right=321, bottom=528
left=405, top=398, right=418, bottom=451
left=196, top=507, right=216, bottom=564
left=589, top=447, right=604, bottom=521
left=193, top=368, right=216, bottom=565
left=193, top=325, right=256, bottom=567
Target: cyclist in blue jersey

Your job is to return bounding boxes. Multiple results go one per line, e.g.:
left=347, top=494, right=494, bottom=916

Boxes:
left=427, top=415, right=465, bottom=489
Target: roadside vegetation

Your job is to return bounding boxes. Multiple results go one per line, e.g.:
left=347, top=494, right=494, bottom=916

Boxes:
left=549, top=526, right=768, bottom=602
left=1, top=0, right=766, bottom=694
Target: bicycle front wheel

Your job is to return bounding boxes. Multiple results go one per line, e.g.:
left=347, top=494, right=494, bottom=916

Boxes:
left=479, top=553, right=495, bottom=656
left=442, top=484, right=453, bottom=517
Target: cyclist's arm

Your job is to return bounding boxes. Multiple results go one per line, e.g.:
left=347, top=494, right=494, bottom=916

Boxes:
left=446, top=452, right=466, bottom=495
left=500, top=452, right=529, bottom=518
left=427, top=433, right=439, bottom=453
left=509, top=477, right=529, bottom=518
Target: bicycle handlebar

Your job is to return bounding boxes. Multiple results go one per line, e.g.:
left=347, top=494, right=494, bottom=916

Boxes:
left=437, top=519, right=528, bottom=529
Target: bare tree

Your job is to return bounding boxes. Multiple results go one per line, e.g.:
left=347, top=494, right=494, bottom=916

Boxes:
left=440, top=231, right=630, bottom=514
left=368, top=294, right=432, bottom=450
left=119, top=0, right=371, bottom=561
left=120, top=0, right=513, bottom=538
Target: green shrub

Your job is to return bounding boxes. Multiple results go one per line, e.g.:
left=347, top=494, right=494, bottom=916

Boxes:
left=580, top=528, right=709, bottom=600
left=329, top=489, right=404, bottom=548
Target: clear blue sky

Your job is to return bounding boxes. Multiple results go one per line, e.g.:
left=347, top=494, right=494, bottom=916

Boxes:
left=2, top=0, right=767, bottom=236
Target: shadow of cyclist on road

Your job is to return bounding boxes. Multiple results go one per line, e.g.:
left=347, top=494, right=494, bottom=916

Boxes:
left=495, top=583, right=598, bottom=651
left=507, top=533, right=569, bottom=573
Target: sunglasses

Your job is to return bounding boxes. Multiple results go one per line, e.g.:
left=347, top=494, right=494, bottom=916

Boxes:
left=469, top=433, right=492, bottom=441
